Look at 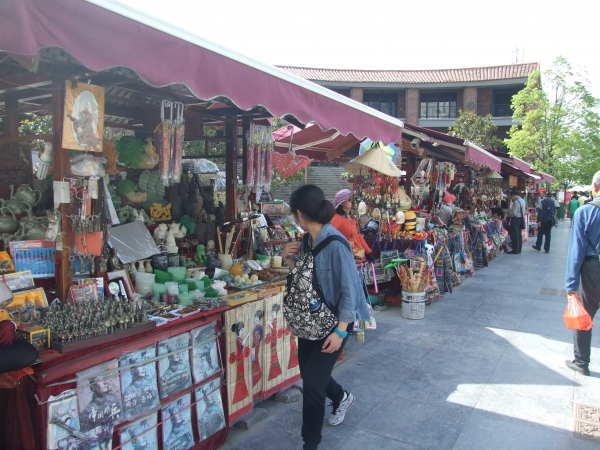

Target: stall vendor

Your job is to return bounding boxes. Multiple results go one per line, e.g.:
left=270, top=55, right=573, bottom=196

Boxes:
left=331, top=190, right=376, bottom=263
left=0, top=320, right=39, bottom=374
left=438, top=191, right=455, bottom=225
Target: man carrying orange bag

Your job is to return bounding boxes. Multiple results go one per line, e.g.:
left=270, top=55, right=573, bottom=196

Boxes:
left=565, top=170, right=600, bottom=376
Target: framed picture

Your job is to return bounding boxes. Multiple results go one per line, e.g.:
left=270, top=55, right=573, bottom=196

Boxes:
left=62, top=82, right=104, bottom=152
left=161, top=393, right=194, bottom=450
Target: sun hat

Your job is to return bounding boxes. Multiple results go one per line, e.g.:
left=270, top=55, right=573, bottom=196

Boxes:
left=334, top=189, right=352, bottom=209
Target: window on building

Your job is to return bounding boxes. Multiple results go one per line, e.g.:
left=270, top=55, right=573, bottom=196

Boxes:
left=363, top=93, right=397, bottom=117
left=492, top=87, right=521, bottom=117
left=329, top=88, right=350, bottom=97
left=419, top=92, right=458, bottom=119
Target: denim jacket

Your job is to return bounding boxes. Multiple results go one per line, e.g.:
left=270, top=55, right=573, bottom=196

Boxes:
left=301, top=223, right=371, bottom=323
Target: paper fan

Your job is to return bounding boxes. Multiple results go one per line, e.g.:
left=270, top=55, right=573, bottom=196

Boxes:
left=272, top=151, right=312, bottom=179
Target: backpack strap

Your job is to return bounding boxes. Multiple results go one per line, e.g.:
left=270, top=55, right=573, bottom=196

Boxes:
left=311, top=235, right=351, bottom=257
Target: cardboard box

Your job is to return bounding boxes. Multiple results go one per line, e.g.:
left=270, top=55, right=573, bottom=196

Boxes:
left=221, top=291, right=258, bottom=307
left=15, top=324, right=50, bottom=350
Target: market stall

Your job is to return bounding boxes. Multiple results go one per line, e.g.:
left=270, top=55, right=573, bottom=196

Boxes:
left=0, top=1, right=405, bottom=449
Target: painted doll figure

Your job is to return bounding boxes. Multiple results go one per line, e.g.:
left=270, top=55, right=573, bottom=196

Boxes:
left=287, top=327, right=299, bottom=370
left=231, top=322, right=250, bottom=404
left=251, top=310, right=264, bottom=387
left=266, top=304, right=283, bottom=380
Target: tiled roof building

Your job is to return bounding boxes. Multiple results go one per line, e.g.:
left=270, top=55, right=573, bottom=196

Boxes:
left=278, top=63, right=539, bottom=135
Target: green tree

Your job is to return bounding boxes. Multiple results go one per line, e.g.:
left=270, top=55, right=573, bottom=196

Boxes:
left=448, top=111, right=504, bottom=150
left=506, top=57, right=600, bottom=185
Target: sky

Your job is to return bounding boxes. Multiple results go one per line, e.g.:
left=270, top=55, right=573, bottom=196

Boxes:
left=118, top=0, right=599, bottom=96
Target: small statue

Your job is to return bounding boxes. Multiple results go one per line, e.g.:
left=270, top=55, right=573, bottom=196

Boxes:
left=139, top=137, right=159, bottom=169
left=169, top=223, right=185, bottom=239
left=150, top=202, right=172, bottom=221
left=103, top=138, right=120, bottom=175
left=215, top=201, right=225, bottom=228
left=206, top=252, right=221, bottom=270
left=194, top=219, right=207, bottom=245
left=194, top=245, right=207, bottom=266
left=166, top=229, right=179, bottom=254
left=109, top=248, right=122, bottom=271
left=206, top=240, right=216, bottom=256
left=153, top=223, right=168, bottom=252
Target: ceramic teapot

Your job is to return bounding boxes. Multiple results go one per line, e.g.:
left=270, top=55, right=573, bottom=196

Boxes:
left=13, top=185, right=42, bottom=207
left=19, top=210, right=47, bottom=234
left=0, top=207, right=18, bottom=234
left=0, top=195, right=32, bottom=215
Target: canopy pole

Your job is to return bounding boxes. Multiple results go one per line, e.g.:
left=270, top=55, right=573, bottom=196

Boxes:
left=225, top=119, right=238, bottom=221
left=52, top=79, right=72, bottom=302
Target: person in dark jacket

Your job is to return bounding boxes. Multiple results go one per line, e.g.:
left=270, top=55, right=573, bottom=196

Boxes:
left=532, top=188, right=556, bottom=253
left=0, top=320, right=38, bottom=374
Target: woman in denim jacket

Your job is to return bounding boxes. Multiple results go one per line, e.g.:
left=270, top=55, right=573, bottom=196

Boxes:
left=282, top=185, right=370, bottom=450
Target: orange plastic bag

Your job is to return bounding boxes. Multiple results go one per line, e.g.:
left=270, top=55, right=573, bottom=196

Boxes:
left=564, top=294, right=593, bottom=331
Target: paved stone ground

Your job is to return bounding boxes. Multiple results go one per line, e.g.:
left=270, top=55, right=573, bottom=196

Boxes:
left=220, top=222, right=600, bottom=449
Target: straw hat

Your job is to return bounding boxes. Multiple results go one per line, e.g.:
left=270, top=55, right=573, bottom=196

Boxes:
left=477, top=168, right=502, bottom=179
left=345, top=145, right=405, bottom=178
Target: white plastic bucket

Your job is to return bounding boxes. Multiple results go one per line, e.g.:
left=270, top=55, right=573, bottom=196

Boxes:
left=401, top=291, right=426, bottom=320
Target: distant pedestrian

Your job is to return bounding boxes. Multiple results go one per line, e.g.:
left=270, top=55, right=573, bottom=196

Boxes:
left=565, top=171, right=600, bottom=376
left=557, top=198, right=566, bottom=221
left=578, top=192, right=589, bottom=206
left=552, top=193, right=560, bottom=227
left=504, top=190, right=526, bottom=254
left=568, top=194, right=580, bottom=227
left=532, top=188, right=556, bottom=253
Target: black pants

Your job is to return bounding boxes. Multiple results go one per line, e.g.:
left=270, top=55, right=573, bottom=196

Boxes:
left=299, top=330, right=350, bottom=449
left=574, top=259, right=600, bottom=370
left=0, top=340, right=39, bottom=374
left=509, top=217, right=523, bottom=253
left=535, top=221, right=552, bottom=252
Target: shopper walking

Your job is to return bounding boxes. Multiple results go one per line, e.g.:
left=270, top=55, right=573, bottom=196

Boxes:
left=504, top=190, right=526, bottom=254
left=568, top=194, right=580, bottom=227
left=331, top=189, right=375, bottom=263
left=565, top=171, right=600, bottom=376
left=557, top=197, right=566, bottom=222
left=552, top=193, right=560, bottom=227
left=532, top=188, right=556, bottom=253
left=282, top=185, right=370, bottom=450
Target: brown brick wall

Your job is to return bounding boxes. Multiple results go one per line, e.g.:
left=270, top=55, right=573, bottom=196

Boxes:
left=464, top=87, right=478, bottom=114
left=397, top=91, right=406, bottom=119
left=406, top=88, right=419, bottom=125
left=478, top=88, right=491, bottom=115
left=456, top=90, right=464, bottom=113
left=350, top=87, right=363, bottom=103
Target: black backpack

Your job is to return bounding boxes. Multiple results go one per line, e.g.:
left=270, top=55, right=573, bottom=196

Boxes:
left=283, top=235, right=351, bottom=340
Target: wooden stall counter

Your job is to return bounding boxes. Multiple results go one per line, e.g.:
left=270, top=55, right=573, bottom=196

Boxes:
left=0, top=306, right=231, bottom=450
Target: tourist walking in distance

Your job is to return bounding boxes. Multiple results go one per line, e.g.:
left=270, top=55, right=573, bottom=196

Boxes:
left=281, top=185, right=370, bottom=450
left=568, top=194, right=580, bottom=227
left=532, top=188, right=556, bottom=253
left=504, top=190, right=526, bottom=254
left=565, top=171, right=600, bottom=376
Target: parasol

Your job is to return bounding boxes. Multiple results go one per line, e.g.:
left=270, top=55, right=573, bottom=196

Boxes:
left=359, top=139, right=399, bottom=164
left=272, top=125, right=313, bottom=179
left=476, top=168, right=502, bottom=179
left=345, top=142, right=404, bottom=177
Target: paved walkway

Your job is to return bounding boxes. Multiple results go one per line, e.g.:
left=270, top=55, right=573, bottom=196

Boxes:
left=221, top=222, right=600, bottom=449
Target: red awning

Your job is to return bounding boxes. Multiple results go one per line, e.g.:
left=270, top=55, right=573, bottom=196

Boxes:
left=540, top=172, right=555, bottom=183
left=0, top=0, right=403, bottom=143
left=512, top=156, right=531, bottom=172
left=464, top=143, right=502, bottom=172
left=272, top=124, right=360, bottom=161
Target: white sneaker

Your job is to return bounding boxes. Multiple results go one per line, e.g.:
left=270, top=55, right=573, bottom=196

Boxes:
left=327, top=391, right=354, bottom=426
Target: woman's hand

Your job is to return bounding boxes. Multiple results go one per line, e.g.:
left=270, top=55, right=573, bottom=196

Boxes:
left=366, top=253, right=376, bottom=264
left=282, top=241, right=301, bottom=267
left=322, top=332, right=343, bottom=353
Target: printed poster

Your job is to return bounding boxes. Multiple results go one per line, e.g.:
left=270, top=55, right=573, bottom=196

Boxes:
left=119, top=413, right=158, bottom=450
left=119, top=344, right=160, bottom=420
left=46, top=390, right=82, bottom=450
left=62, top=82, right=104, bottom=152
left=76, top=359, right=122, bottom=450
left=190, top=321, right=221, bottom=385
left=161, top=393, right=194, bottom=450
left=195, top=378, right=226, bottom=442
left=158, top=333, right=192, bottom=399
